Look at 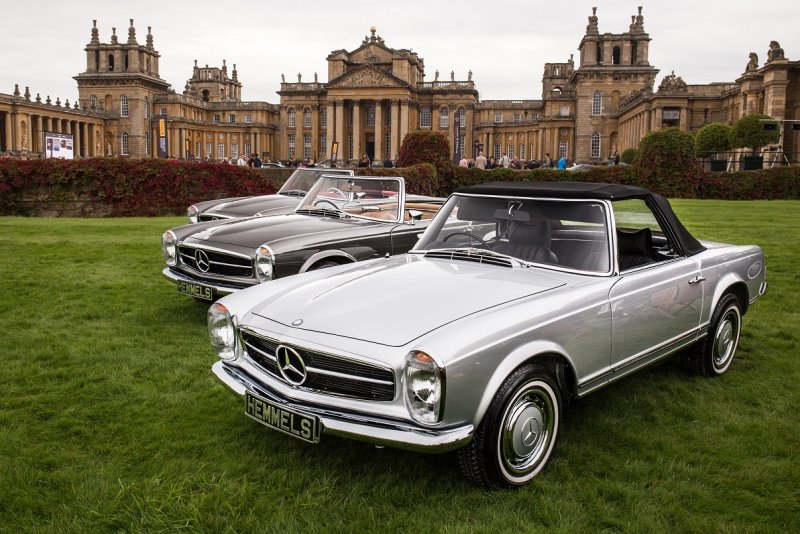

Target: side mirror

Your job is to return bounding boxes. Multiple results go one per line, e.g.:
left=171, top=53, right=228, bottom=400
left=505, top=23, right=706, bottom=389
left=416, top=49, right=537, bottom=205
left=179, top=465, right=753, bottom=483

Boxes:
left=407, top=209, right=423, bottom=223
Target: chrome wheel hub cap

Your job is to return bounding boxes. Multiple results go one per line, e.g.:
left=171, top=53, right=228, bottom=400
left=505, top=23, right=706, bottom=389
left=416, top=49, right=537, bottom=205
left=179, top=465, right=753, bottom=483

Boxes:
left=500, top=382, right=555, bottom=476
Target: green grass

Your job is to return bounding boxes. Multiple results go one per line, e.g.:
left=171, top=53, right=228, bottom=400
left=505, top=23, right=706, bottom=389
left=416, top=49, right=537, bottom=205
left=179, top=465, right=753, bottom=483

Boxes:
left=1, top=201, right=798, bottom=532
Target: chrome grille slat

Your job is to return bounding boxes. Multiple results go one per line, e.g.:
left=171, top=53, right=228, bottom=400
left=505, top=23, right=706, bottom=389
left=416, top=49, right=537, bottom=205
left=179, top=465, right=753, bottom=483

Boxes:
left=178, top=245, right=253, bottom=277
left=241, top=331, right=395, bottom=401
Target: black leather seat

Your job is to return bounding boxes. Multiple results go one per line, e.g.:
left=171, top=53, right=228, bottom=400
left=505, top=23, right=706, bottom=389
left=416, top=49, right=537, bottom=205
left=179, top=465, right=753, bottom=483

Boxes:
left=617, top=228, right=656, bottom=270
left=493, top=219, right=559, bottom=264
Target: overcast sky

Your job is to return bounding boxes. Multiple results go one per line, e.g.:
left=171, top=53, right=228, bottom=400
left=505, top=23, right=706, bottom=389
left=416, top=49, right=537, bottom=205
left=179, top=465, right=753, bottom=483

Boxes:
left=2, top=1, right=798, bottom=104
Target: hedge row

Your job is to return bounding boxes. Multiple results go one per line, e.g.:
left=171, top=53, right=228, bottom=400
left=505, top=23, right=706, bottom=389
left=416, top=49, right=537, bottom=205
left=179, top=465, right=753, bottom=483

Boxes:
left=1, top=157, right=798, bottom=217
left=0, top=158, right=280, bottom=217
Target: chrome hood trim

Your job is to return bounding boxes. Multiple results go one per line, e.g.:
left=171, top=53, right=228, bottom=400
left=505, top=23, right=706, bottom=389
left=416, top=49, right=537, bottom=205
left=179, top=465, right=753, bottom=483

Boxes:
left=251, top=255, right=566, bottom=347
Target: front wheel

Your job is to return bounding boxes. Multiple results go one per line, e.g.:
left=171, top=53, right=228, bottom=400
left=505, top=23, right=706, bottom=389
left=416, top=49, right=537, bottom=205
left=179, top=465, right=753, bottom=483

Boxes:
left=458, top=363, right=561, bottom=488
left=684, top=293, right=742, bottom=377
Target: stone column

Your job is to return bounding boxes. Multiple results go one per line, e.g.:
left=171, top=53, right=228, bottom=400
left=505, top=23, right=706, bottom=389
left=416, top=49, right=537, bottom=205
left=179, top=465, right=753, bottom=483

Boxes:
left=399, top=100, right=409, bottom=151
left=2, top=112, right=14, bottom=152
left=36, top=116, right=43, bottom=153
left=374, top=100, right=383, bottom=161
left=179, top=128, right=185, bottom=159
left=311, top=105, right=319, bottom=161
left=335, top=100, right=345, bottom=161
left=390, top=100, right=400, bottom=160
left=326, top=102, right=335, bottom=156
left=73, top=121, right=80, bottom=157
left=352, top=100, right=361, bottom=161
left=294, top=108, right=303, bottom=160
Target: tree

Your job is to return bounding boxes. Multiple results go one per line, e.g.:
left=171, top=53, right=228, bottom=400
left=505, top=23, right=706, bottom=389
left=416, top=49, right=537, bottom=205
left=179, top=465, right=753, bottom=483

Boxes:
left=729, top=114, right=781, bottom=151
left=620, top=148, right=638, bottom=164
left=396, top=130, right=451, bottom=169
left=632, top=127, right=699, bottom=197
left=694, top=123, right=732, bottom=158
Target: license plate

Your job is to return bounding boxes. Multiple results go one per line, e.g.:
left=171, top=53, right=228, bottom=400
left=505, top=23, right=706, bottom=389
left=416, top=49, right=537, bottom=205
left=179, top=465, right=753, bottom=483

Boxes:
left=176, top=280, right=213, bottom=300
left=245, top=391, right=321, bottom=444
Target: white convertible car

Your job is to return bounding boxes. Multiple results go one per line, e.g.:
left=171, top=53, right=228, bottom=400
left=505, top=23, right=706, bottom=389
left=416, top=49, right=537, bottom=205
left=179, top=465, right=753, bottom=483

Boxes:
left=206, top=181, right=767, bottom=488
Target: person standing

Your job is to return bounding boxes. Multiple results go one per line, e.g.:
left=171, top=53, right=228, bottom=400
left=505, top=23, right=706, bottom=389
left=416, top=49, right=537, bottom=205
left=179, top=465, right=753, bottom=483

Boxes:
left=557, top=156, right=567, bottom=170
left=237, top=154, right=247, bottom=166
left=500, top=152, right=510, bottom=168
left=475, top=151, right=487, bottom=169
left=545, top=153, right=554, bottom=168
left=357, top=153, right=371, bottom=168
left=252, top=154, right=262, bottom=168
left=459, top=154, right=469, bottom=168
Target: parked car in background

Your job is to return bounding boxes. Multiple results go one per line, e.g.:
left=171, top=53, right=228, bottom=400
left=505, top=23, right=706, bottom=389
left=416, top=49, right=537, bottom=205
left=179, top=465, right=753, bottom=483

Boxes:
left=164, top=175, right=445, bottom=301
left=207, top=181, right=767, bottom=487
left=566, top=163, right=595, bottom=171
left=187, top=168, right=354, bottom=223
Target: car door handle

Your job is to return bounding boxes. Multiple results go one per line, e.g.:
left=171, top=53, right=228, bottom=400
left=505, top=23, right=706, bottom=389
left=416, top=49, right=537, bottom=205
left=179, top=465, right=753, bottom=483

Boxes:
left=688, top=276, right=706, bottom=285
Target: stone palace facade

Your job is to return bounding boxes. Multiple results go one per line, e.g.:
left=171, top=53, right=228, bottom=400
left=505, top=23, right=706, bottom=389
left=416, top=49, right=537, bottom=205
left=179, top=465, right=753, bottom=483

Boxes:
left=1, top=7, right=797, bottom=163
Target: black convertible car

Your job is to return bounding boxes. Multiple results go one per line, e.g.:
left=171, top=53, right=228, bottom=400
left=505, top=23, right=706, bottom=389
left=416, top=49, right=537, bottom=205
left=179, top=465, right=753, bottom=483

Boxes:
left=163, top=175, right=445, bottom=301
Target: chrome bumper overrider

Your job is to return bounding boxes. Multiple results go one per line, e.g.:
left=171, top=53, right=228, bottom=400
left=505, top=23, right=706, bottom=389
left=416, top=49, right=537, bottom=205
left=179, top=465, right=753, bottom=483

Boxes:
left=212, top=361, right=474, bottom=453
left=162, top=267, right=247, bottom=297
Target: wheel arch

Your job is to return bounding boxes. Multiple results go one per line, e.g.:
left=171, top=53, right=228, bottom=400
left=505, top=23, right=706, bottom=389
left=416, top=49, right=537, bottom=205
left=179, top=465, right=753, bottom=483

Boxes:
left=711, top=275, right=750, bottom=316
left=298, top=250, right=356, bottom=273
left=471, top=342, right=578, bottom=429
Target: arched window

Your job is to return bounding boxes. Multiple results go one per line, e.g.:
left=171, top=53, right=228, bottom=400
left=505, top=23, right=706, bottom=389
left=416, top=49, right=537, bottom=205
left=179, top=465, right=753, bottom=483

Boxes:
left=592, top=91, right=602, bottom=116
left=552, top=87, right=562, bottom=95
left=596, top=45, right=602, bottom=65
left=202, top=89, right=210, bottom=102
left=631, top=42, right=638, bottom=65
left=439, top=107, right=449, bottom=128
left=120, top=95, right=129, bottom=117
left=90, top=95, right=97, bottom=109
left=591, top=132, right=601, bottom=158
left=121, top=132, right=130, bottom=155
left=288, top=108, right=296, bottom=128
left=303, top=108, right=312, bottom=128
left=612, top=46, right=621, bottom=65
left=420, top=107, right=431, bottom=128
left=144, top=97, right=149, bottom=119
left=108, top=54, right=115, bottom=71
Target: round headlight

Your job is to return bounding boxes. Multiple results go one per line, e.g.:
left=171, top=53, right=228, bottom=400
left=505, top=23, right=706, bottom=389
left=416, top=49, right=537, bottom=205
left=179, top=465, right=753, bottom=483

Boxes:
left=404, top=351, right=444, bottom=424
left=208, top=303, right=238, bottom=361
left=254, top=244, right=275, bottom=282
left=187, top=205, right=199, bottom=223
left=162, top=230, right=178, bottom=266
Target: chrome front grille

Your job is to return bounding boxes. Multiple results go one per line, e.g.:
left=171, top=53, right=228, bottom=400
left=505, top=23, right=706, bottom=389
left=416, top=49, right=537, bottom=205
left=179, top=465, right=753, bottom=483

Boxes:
left=178, top=245, right=253, bottom=277
left=241, top=330, right=395, bottom=401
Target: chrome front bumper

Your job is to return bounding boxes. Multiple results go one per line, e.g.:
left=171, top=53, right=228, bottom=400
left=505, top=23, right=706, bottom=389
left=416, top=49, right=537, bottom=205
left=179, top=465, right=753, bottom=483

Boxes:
left=162, top=267, right=248, bottom=297
left=212, top=361, right=474, bottom=453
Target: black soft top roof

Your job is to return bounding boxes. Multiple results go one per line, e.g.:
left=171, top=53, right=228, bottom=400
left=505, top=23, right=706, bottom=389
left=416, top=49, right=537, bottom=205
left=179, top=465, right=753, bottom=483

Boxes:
left=455, top=181, right=651, bottom=200
left=454, top=181, right=705, bottom=256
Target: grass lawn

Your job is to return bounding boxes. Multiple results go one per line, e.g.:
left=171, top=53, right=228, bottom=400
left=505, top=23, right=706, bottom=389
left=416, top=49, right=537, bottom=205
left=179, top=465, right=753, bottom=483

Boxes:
left=1, top=200, right=798, bottom=532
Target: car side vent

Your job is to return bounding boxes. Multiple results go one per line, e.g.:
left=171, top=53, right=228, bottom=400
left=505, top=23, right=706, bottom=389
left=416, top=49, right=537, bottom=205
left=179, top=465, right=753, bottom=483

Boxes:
left=295, top=208, right=344, bottom=219
left=424, top=250, right=515, bottom=268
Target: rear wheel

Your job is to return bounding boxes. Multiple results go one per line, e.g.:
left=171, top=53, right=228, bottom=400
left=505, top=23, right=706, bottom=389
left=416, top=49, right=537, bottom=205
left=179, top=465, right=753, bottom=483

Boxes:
left=684, top=293, right=742, bottom=377
left=458, top=363, right=561, bottom=488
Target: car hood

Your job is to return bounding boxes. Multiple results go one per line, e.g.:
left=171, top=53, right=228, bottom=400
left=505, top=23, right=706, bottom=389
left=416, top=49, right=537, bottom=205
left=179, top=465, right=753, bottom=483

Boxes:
left=251, top=255, right=566, bottom=346
left=206, top=194, right=299, bottom=218
left=183, top=213, right=388, bottom=250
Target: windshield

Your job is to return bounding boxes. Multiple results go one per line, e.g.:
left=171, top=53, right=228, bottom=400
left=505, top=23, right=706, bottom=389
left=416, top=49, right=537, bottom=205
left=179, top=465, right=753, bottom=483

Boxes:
left=278, top=169, right=323, bottom=196
left=296, top=176, right=403, bottom=221
left=414, top=194, right=611, bottom=272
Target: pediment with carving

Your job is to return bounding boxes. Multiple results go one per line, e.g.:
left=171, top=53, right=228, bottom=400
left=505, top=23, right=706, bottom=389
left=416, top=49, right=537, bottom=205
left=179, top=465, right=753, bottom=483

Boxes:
left=328, top=65, right=404, bottom=88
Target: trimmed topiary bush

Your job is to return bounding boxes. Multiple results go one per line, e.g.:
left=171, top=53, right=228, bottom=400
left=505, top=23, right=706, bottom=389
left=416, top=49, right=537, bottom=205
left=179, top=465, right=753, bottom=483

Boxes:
left=396, top=131, right=451, bottom=169
left=730, top=114, right=781, bottom=151
left=695, top=122, right=733, bottom=157
left=632, top=127, right=700, bottom=197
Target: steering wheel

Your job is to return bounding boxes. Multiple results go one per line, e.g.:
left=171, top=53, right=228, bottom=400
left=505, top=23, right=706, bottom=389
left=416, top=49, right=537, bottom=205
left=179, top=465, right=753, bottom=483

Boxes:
left=313, top=199, right=340, bottom=210
left=328, top=187, right=347, bottom=199
left=443, top=231, right=490, bottom=248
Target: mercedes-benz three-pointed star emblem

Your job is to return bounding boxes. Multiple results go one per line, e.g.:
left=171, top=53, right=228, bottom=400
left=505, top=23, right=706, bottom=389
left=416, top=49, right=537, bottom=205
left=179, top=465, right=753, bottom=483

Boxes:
left=276, top=345, right=308, bottom=386
left=194, top=249, right=211, bottom=273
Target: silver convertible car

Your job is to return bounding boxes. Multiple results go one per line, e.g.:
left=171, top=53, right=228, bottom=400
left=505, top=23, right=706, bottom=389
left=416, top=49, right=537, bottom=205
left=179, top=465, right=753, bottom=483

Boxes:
left=207, top=181, right=767, bottom=488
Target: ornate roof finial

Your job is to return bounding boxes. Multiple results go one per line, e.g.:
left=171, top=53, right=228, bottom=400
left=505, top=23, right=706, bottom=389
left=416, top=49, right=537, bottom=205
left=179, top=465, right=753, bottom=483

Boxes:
left=55, top=97, right=61, bottom=107
left=370, top=26, right=377, bottom=42
left=587, top=7, right=599, bottom=34
left=91, top=20, right=100, bottom=44
left=232, top=64, right=238, bottom=82
left=24, top=86, right=31, bottom=100
left=13, top=84, right=20, bottom=97
left=35, top=93, right=41, bottom=103
left=127, top=19, right=137, bottom=44
left=46, top=95, right=51, bottom=105
left=635, top=6, right=644, bottom=29
left=767, top=41, right=786, bottom=62
left=111, top=27, right=118, bottom=44
left=146, top=26, right=153, bottom=49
